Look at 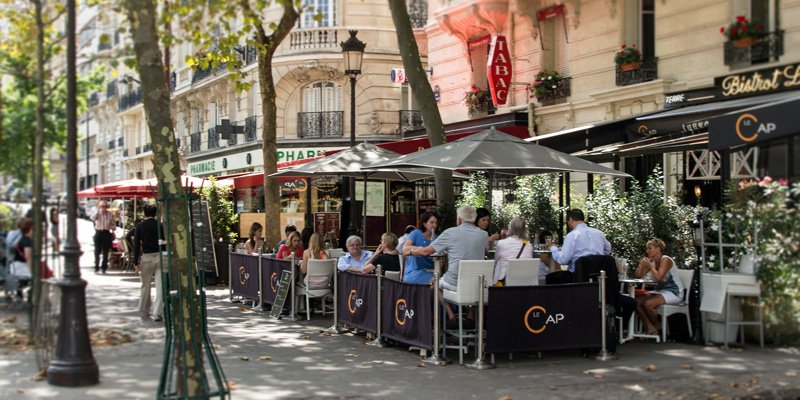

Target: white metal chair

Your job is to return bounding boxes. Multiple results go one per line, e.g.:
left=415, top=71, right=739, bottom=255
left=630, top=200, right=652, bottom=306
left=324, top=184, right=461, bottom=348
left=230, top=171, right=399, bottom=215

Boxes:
left=441, top=260, right=494, bottom=364
left=504, top=259, right=539, bottom=286
left=659, top=268, right=694, bottom=343
left=328, top=248, right=344, bottom=259
left=295, top=259, right=335, bottom=320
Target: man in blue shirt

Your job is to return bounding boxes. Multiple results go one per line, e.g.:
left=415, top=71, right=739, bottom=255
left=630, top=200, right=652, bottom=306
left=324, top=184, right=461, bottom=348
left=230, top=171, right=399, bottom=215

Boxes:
left=337, top=235, right=374, bottom=272
left=548, top=209, right=611, bottom=273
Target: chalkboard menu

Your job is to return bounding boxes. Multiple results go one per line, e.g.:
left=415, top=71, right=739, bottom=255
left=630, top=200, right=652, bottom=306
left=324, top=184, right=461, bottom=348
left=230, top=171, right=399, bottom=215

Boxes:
left=269, top=269, right=293, bottom=319
left=190, top=201, right=218, bottom=278
left=314, top=212, right=340, bottom=247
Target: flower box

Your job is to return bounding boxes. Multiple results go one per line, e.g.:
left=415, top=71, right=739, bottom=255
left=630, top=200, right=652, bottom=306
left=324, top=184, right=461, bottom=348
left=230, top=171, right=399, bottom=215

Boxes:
left=620, top=61, right=641, bottom=72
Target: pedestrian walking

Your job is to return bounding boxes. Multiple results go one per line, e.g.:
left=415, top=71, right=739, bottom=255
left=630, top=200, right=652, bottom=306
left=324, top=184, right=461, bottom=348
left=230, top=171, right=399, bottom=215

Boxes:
left=132, top=204, right=164, bottom=321
left=92, top=200, right=116, bottom=274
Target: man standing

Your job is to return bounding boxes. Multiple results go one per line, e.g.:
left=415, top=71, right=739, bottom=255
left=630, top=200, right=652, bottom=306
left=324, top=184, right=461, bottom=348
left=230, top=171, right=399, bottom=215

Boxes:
left=133, top=204, right=163, bottom=321
left=404, top=205, right=487, bottom=323
left=546, top=209, right=611, bottom=279
left=91, top=200, right=116, bottom=274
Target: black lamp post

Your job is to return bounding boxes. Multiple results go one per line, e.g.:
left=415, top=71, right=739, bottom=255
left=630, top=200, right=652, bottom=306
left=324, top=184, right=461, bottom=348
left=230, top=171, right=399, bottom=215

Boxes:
left=688, top=213, right=705, bottom=345
left=47, top=0, right=99, bottom=386
left=341, top=30, right=365, bottom=237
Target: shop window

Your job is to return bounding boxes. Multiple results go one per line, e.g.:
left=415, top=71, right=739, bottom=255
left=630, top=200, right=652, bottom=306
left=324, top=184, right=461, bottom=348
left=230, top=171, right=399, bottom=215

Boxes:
left=300, top=0, right=336, bottom=28
left=793, top=136, right=800, bottom=180
left=757, top=138, right=788, bottom=179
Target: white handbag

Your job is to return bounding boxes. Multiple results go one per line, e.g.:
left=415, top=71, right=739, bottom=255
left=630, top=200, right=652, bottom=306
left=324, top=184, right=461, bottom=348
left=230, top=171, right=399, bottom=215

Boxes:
left=10, top=260, right=32, bottom=279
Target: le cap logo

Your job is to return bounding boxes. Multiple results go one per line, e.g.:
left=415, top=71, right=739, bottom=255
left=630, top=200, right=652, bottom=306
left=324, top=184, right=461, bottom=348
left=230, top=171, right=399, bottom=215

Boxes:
left=348, top=289, right=364, bottom=314
left=238, top=266, right=249, bottom=286
left=637, top=124, right=657, bottom=138
left=394, top=299, right=415, bottom=326
left=270, top=272, right=278, bottom=292
left=736, top=113, right=777, bottom=143
left=524, top=305, right=565, bottom=334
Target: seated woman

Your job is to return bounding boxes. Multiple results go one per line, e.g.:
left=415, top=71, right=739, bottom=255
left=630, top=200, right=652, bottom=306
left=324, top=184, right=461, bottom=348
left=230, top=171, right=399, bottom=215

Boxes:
left=401, top=212, right=438, bottom=284
left=363, top=233, right=401, bottom=275
left=536, top=230, right=557, bottom=285
left=336, top=235, right=373, bottom=272
left=301, top=232, right=328, bottom=276
left=492, top=217, right=533, bottom=285
left=476, top=208, right=501, bottom=248
left=634, top=238, right=683, bottom=335
left=244, top=222, right=264, bottom=255
left=276, top=231, right=303, bottom=260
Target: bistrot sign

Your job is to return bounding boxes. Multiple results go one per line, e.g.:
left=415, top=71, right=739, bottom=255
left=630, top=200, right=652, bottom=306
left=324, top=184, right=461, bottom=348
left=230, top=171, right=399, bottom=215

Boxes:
left=487, top=35, right=512, bottom=106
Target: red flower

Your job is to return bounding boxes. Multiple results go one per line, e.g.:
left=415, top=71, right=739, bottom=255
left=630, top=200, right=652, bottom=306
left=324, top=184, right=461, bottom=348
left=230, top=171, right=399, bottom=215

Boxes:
left=736, top=15, right=747, bottom=22
left=731, top=28, right=738, bottom=36
left=741, top=24, right=747, bottom=31
left=635, top=49, right=640, bottom=54
left=756, top=23, right=764, bottom=30
left=720, top=27, right=725, bottom=33
left=621, top=44, right=626, bottom=49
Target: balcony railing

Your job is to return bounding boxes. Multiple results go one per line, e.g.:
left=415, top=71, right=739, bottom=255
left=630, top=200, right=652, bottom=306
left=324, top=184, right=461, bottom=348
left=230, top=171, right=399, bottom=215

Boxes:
left=89, top=92, right=99, bottom=107
left=192, top=62, right=228, bottom=83
left=245, top=116, right=257, bottom=142
left=135, top=146, right=141, bottom=155
left=241, top=45, right=257, bottom=66
left=227, top=129, right=238, bottom=146
left=117, top=136, right=124, bottom=146
left=119, top=88, right=142, bottom=111
left=106, top=81, right=118, bottom=98
left=107, top=140, right=116, bottom=150
left=536, top=77, right=571, bottom=107
left=143, top=143, right=152, bottom=152
left=289, top=28, right=341, bottom=50
left=724, top=31, right=784, bottom=67
left=408, top=0, right=428, bottom=29
left=208, top=127, right=220, bottom=149
left=616, top=57, right=658, bottom=87
left=122, top=148, right=128, bottom=157
left=297, top=111, right=344, bottom=139
left=399, top=110, right=424, bottom=134
left=190, top=132, right=201, bottom=153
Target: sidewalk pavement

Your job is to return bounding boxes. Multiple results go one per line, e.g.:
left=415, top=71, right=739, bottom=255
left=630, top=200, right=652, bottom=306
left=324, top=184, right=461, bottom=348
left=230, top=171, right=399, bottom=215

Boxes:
left=2, top=218, right=799, bottom=399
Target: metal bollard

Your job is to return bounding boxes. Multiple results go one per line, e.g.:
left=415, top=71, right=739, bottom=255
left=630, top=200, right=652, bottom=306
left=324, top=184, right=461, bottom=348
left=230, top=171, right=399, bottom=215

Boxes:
left=228, top=244, right=234, bottom=302
left=466, top=274, right=495, bottom=369
left=423, top=271, right=449, bottom=366
left=367, top=266, right=387, bottom=347
left=323, top=268, right=345, bottom=334
left=287, top=254, right=298, bottom=321
left=258, top=250, right=264, bottom=310
left=595, top=270, right=617, bottom=360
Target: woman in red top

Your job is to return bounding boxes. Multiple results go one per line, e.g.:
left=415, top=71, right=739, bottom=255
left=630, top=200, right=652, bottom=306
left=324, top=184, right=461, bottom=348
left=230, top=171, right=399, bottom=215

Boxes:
left=276, top=231, right=303, bottom=260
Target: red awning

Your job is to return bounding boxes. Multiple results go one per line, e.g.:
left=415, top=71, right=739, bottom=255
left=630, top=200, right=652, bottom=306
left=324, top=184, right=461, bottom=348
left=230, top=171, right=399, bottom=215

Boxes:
left=232, top=157, right=321, bottom=188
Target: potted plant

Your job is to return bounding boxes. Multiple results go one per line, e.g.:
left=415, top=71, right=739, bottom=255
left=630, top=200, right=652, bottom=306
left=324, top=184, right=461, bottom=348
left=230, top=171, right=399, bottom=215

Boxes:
left=614, top=43, right=642, bottom=71
left=721, top=15, right=765, bottom=48
left=463, top=85, right=492, bottom=116
left=528, top=70, right=563, bottom=101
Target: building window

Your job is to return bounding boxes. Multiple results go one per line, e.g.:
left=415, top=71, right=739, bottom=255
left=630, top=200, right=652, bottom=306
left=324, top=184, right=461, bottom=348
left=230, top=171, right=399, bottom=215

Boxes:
left=300, top=0, right=336, bottom=28
left=302, top=81, right=342, bottom=113
left=540, top=13, right=569, bottom=77
left=468, top=36, right=490, bottom=89
left=624, top=0, right=655, bottom=60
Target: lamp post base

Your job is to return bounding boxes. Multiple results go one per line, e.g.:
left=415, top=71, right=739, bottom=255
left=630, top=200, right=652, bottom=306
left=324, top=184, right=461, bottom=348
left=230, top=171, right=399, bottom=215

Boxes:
left=47, top=277, right=99, bottom=387
left=47, top=359, right=99, bottom=387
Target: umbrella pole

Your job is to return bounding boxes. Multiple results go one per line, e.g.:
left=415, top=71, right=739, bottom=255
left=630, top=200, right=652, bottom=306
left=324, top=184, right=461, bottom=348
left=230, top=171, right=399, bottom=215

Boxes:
left=362, top=175, right=368, bottom=242
left=486, top=170, right=494, bottom=211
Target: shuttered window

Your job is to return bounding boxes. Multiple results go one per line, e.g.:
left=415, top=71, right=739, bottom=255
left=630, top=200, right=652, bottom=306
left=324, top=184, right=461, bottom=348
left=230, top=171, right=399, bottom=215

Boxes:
left=302, top=81, right=343, bottom=112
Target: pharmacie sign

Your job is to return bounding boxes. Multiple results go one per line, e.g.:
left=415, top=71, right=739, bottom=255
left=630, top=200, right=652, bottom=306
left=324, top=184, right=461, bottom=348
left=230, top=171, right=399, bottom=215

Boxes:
left=487, top=35, right=512, bottom=106
left=188, top=146, right=344, bottom=175
left=715, top=62, right=800, bottom=99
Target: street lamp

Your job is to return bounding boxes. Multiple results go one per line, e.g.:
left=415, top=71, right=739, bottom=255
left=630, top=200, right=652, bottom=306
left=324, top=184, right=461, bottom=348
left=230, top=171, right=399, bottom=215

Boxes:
left=48, top=0, right=99, bottom=386
left=341, top=30, right=365, bottom=237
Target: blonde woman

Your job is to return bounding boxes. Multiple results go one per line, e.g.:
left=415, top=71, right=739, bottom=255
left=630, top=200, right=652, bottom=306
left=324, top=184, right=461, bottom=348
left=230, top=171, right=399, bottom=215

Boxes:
left=277, top=231, right=303, bottom=260
left=634, top=238, right=683, bottom=335
left=301, top=232, right=328, bottom=276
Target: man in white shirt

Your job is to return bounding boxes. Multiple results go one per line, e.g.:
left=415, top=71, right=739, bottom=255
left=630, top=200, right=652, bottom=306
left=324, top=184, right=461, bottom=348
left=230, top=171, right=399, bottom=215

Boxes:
left=547, top=209, right=611, bottom=274
left=91, top=200, right=116, bottom=274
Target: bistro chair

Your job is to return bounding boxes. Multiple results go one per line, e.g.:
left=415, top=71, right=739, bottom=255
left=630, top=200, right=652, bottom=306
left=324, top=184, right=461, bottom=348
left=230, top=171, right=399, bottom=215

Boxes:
left=328, top=248, right=344, bottom=259
left=504, top=259, right=538, bottom=286
left=295, top=259, right=336, bottom=320
left=659, top=268, right=694, bottom=343
left=384, top=254, right=404, bottom=281
left=441, top=260, right=494, bottom=364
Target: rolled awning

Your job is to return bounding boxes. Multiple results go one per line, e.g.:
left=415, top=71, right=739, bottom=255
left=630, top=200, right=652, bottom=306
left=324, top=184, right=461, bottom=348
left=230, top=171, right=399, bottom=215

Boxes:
left=708, top=92, right=800, bottom=151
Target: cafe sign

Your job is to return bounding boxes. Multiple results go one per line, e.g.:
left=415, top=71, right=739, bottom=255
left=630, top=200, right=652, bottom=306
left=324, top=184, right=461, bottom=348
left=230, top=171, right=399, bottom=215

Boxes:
left=715, top=62, right=800, bottom=99
left=486, top=35, right=512, bottom=106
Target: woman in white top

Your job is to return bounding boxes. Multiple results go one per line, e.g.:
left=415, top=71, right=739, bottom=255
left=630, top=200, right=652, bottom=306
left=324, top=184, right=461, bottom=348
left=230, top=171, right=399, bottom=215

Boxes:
left=493, top=217, right=534, bottom=284
left=634, top=238, right=683, bottom=335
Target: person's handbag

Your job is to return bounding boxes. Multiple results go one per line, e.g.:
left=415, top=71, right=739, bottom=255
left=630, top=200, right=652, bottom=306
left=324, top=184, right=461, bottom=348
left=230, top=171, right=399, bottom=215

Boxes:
left=10, top=260, right=32, bottom=279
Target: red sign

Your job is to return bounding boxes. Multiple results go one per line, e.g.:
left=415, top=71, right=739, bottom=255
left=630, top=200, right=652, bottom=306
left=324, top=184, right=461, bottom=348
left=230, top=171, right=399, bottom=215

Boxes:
left=537, top=4, right=564, bottom=21
left=486, top=35, right=512, bottom=106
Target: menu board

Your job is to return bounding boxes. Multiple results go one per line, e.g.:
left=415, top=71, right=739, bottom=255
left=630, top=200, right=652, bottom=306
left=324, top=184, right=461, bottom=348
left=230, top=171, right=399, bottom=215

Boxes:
left=314, top=178, right=341, bottom=213
left=355, top=181, right=385, bottom=217
left=314, top=212, right=340, bottom=246
left=390, top=181, right=416, bottom=214
left=269, top=269, right=293, bottom=319
left=190, top=201, right=218, bottom=277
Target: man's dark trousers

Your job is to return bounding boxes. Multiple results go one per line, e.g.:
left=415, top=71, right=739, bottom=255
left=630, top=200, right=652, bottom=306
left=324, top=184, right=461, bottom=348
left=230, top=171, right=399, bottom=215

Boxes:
left=94, top=230, right=113, bottom=273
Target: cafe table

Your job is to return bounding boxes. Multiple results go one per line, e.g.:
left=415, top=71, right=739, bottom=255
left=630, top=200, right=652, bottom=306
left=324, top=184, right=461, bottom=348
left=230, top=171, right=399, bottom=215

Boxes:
left=619, top=277, right=660, bottom=343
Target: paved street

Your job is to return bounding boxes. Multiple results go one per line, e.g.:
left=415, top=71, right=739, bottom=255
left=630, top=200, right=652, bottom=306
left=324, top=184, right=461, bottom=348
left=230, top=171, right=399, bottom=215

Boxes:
left=2, top=211, right=800, bottom=399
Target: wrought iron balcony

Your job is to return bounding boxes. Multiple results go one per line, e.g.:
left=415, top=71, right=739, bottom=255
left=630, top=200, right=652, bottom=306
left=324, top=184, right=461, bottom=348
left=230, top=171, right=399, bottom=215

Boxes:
left=245, top=116, right=257, bottom=142
left=143, top=143, right=152, bottom=152
left=536, top=77, right=571, bottom=107
left=123, top=148, right=128, bottom=157
left=297, top=111, right=344, bottom=139
left=106, top=81, right=118, bottom=98
left=241, top=45, right=257, bottom=65
left=616, top=57, right=658, bottom=87
left=117, top=136, right=124, bottom=146
left=135, top=146, right=141, bottom=155
left=191, top=62, right=228, bottom=83
left=170, top=72, right=176, bottom=92
left=119, top=88, right=142, bottom=111
left=208, top=127, right=220, bottom=149
left=399, top=110, right=424, bottom=134
left=107, top=140, right=116, bottom=150
left=190, top=132, right=201, bottom=153
left=227, top=129, right=238, bottom=146
left=289, top=28, right=341, bottom=50
left=408, top=0, right=428, bottom=29
left=724, top=31, right=784, bottom=67
left=89, top=92, right=99, bottom=107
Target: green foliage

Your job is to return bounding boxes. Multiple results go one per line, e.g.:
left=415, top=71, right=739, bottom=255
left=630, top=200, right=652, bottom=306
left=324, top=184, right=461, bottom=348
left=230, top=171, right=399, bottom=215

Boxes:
left=614, top=43, right=642, bottom=65
left=196, top=177, right=238, bottom=244
left=719, top=177, right=800, bottom=344
left=529, top=70, right=562, bottom=99
left=456, top=172, right=487, bottom=209
left=586, top=166, right=697, bottom=270
left=514, top=174, right=561, bottom=237
left=462, top=85, right=492, bottom=115
left=0, top=204, right=22, bottom=232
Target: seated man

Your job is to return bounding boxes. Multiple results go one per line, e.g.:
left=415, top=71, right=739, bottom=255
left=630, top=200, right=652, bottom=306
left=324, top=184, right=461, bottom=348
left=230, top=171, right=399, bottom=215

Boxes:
left=336, top=235, right=374, bottom=273
left=546, top=209, right=611, bottom=283
left=404, top=206, right=488, bottom=324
